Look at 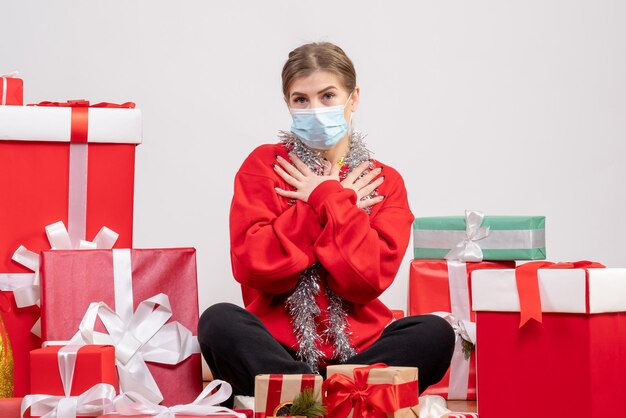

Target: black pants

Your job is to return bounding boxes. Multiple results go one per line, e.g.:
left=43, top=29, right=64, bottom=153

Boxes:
left=198, top=303, right=455, bottom=401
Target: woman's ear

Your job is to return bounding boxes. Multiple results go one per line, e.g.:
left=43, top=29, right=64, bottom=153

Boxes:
left=350, top=86, right=361, bottom=112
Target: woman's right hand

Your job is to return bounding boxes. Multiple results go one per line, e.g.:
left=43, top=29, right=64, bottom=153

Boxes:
left=337, top=161, right=385, bottom=210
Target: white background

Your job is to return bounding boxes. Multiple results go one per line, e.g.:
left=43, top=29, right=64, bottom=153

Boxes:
left=3, top=1, right=625, bottom=315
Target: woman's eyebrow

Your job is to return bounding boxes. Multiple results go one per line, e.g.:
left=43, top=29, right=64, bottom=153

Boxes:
left=290, top=85, right=338, bottom=98
left=317, top=85, right=338, bottom=94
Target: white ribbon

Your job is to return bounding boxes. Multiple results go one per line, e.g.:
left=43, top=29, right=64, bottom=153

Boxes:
left=445, top=260, right=473, bottom=399
left=0, top=273, right=35, bottom=292
left=444, top=210, right=490, bottom=262
left=21, top=345, right=117, bottom=418
left=66, top=291, right=200, bottom=405
left=431, top=311, right=476, bottom=400
left=417, top=395, right=452, bottom=418
left=68, top=143, right=88, bottom=247
left=112, top=380, right=246, bottom=418
left=9, top=221, right=118, bottom=336
left=1, top=71, right=19, bottom=105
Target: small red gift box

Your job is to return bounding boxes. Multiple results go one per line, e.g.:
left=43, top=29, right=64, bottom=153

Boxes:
left=472, top=263, right=626, bottom=418
left=0, top=101, right=141, bottom=397
left=254, top=374, right=322, bottom=418
left=30, top=345, right=118, bottom=395
left=0, top=74, right=22, bottom=105
left=39, top=248, right=202, bottom=406
left=408, top=260, right=513, bottom=400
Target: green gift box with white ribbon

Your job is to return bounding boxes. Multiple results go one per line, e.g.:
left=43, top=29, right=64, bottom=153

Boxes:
left=413, top=211, right=546, bottom=261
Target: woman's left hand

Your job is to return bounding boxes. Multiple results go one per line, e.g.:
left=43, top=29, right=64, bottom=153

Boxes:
left=274, top=153, right=341, bottom=203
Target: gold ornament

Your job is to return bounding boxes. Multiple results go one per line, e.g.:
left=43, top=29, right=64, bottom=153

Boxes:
left=0, top=313, right=14, bottom=398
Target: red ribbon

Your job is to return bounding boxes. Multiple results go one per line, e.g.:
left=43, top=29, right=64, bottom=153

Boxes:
left=323, top=363, right=418, bottom=418
left=27, top=100, right=135, bottom=143
left=30, top=100, right=136, bottom=109
left=515, top=260, right=605, bottom=327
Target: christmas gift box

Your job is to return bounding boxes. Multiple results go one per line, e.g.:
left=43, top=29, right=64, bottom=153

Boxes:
left=23, top=345, right=117, bottom=418
left=0, top=99, right=141, bottom=396
left=97, top=379, right=247, bottom=418
left=254, top=374, right=323, bottom=418
left=471, top=261, right=626, bottom=418
left=408, top=259, right=513, bottom=400
left=30, top=345, right=118, bottom=395
left=323, top=363, right=419, bottom=418
left=39, top=248, right=202, bottom=406
left=413, top=210, right=546, bottom=261
left=0, top=73, right=22, bottom=105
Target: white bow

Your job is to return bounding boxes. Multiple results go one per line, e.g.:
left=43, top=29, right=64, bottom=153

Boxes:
left=21, top=384, right=116, bottom=418
left=444, top=210, right=490, bottom=262
left=67, top=293, right=200, bottom=405
left=113, top=380, right=246, bottom=418
left=10, top=221, right=118, bottom=336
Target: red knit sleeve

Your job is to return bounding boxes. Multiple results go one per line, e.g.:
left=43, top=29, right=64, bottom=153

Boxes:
left=307, top=166, right=414, bottom=304
left=229, top=147, right=323, bottom=294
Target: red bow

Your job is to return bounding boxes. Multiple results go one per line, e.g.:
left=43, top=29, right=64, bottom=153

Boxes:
left=516, top=260, right=605, bottom=327
left=323, top=363, right=418, bottom=418
left=30, top=100, right=135, bottom=108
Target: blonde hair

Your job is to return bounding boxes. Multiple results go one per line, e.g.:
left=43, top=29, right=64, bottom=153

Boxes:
left=282, top=42, right=357, bottom=97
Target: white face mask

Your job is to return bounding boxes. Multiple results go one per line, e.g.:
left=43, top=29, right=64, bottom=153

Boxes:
left=289, top=93, right=353, bottom=150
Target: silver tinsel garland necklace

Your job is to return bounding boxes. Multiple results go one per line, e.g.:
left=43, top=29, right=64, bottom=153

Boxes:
left=279, top=130, right=377, bottom=373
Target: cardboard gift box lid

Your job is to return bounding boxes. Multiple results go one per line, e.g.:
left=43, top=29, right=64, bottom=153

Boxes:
left=472, top=267, right=626, bottom=313
left=0, top=105, right=142, bottom=144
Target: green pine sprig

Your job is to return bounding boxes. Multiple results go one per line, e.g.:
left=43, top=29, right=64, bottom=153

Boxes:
left=288, top=388, right=327, bottom=418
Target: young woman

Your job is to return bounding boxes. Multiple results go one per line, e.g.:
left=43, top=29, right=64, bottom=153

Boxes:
left=198, top=42, right=455, bottom=400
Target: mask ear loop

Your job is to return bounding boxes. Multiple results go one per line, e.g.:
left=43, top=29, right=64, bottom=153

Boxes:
left=345, top=90, right=355, bottom=136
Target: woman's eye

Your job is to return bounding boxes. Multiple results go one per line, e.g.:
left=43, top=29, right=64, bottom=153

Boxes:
left=322, top=92, right=335, bottom=100
left=293, top=97, right=307, bottom=104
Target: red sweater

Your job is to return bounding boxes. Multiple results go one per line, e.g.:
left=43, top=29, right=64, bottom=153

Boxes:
left=229, top=143, right=414, bottom=363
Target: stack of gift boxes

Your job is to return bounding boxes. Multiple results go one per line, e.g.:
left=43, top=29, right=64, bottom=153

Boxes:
left=0, top=75, right=247, bottom=417
left=410, top=210, right=626, bottom=418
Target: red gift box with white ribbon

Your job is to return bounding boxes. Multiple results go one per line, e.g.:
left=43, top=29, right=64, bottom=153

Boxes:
left=408, top=259, right=513, bottom=400
left=472, top=262, right=626, bottom=418
left=0, top=100, right=141, bottom=396
left=23, top=345, right=117, bottom=418
left=0, top=73, right=23, bottom=106
left=39, top=248, right=202, bottom=406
